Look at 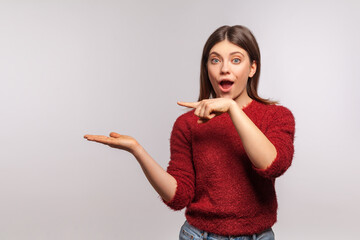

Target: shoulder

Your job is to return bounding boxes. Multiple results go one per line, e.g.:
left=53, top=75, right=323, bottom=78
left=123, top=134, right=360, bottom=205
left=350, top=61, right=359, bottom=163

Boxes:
left=270, top=104, right=294, bottom=124
left=248, top=101, right=295, bottom=131
left=174, top=109, right=197, bottom=126
left=170, top=110, right=197, bottom=143
left=171, top=110, right=197, bottom=134
left=252, top=100, right=294, bottom=119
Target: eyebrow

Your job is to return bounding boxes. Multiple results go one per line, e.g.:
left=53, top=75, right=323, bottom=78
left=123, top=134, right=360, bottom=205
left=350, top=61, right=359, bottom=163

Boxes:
left=209, top=51, right=245, bottom=57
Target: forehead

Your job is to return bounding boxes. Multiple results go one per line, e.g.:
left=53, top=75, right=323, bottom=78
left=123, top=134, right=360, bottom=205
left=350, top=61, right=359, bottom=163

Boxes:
left=209, top=40, right=248, bottom=57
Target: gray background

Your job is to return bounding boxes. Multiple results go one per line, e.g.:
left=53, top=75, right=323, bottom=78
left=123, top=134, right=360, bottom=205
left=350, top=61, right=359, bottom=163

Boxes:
left=1, top=0, right=359, bottom=239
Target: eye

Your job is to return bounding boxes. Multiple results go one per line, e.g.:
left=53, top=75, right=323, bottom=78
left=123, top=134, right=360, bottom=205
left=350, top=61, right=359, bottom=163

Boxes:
left=210, top=58, right=220, bottom=64
left=232, top=58, right=241, bottom=64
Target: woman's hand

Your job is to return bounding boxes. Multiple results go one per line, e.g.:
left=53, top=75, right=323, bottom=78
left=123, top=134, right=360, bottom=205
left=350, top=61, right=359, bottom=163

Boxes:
left=84, top=131, right=177, bottom=202
left=178, top=98, right=236, bottom=123
left=84, top=132, right=139, bottom=153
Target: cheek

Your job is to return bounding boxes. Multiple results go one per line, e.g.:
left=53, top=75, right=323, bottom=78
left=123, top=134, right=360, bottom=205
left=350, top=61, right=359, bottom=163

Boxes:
left=208, top=76, right=218, bottom=91
left=207, top=67, right=217, bottom=83
left=234, top=67, right=251, bottom=80
left=207, top=66, right=215, bottom=76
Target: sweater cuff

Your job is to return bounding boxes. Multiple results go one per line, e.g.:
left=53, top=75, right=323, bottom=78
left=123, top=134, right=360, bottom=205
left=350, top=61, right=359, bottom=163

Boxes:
left=161, top=176, right=190, bottom=211
left=252, top=151, right=284, bottom=179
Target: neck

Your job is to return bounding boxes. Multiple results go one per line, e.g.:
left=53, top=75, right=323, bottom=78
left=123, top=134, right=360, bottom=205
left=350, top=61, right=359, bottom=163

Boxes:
left=234, top=92, right=253, bottom=109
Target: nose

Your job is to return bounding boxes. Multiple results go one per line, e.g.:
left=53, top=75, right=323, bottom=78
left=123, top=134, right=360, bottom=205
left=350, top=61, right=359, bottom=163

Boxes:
left=221, top=61, right=230, bottom=74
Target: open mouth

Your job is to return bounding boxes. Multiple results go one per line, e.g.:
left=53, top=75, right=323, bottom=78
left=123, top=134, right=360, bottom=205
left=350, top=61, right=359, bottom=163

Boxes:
left=219, top=80, right=234, bottom=91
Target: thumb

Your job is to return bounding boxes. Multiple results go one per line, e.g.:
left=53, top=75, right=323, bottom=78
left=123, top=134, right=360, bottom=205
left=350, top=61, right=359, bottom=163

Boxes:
left=177, top=101, right=200, bottom=109
left=109, top=132, right=121, bottom=138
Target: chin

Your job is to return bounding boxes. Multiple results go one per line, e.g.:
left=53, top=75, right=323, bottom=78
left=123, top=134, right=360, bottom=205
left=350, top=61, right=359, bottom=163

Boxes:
left=216, top=93, right=234, bottom=99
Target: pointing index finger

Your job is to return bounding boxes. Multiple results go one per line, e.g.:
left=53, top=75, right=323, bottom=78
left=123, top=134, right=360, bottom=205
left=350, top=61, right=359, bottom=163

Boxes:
left=177, top=101, right=200, bottom=108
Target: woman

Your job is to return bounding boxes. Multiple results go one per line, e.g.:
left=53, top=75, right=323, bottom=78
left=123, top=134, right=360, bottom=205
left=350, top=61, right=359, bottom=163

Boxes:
left=84, top=25, right=295, bottom=240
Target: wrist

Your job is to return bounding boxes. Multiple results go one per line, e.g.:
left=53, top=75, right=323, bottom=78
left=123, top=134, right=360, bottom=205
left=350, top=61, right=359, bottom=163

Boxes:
left=228, top=100, right=239, bottom=113
left=130, top=141, right=143, bottom=156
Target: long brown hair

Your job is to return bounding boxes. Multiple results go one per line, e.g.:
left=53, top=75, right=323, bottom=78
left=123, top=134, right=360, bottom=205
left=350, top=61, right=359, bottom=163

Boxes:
left=198, top=25, right=276, bottom=104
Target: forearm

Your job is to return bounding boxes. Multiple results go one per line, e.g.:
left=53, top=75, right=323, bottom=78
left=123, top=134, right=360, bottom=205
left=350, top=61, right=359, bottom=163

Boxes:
left=131, top=143, right=177, bottom=202
left=229, top=101, right=277, bottom=169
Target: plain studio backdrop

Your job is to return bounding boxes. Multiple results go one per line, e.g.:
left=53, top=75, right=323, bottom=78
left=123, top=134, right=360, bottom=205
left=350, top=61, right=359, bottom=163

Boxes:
left=1, top=0, right=359, bottom=239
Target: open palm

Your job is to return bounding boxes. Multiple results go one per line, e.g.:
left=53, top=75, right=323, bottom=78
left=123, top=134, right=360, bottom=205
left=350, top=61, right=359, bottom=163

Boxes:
left=84, top=132, right=138, bottom=152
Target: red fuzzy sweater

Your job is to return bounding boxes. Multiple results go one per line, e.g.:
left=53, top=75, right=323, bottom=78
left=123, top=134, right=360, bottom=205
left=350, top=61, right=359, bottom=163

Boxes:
left=163, top=100, right=295, bottom=236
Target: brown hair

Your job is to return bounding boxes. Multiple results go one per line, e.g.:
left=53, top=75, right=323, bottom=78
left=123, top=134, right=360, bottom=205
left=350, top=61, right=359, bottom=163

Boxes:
left=198, top=25, right=277, bottom=104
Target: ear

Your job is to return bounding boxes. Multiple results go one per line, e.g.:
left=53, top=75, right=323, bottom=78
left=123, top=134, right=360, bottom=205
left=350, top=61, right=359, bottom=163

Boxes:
left=249, top=61, right=257, bottom=78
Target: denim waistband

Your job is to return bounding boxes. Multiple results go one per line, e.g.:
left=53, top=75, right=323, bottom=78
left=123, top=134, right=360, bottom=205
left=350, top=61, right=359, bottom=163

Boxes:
left=180, top=220, right=274, bottom=240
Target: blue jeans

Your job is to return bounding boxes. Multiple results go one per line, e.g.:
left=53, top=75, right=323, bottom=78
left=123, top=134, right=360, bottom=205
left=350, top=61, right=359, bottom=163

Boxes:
left=179, top=221, right=275, bottom=240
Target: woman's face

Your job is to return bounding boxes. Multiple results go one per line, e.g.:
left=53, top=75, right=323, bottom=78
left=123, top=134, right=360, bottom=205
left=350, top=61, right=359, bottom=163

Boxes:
left=207, top=40, right=257, bottom=105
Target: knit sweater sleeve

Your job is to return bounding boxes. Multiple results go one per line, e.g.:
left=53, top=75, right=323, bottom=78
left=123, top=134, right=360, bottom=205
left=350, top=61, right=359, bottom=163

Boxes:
left=162, top=113, right=195, bottom=210
left=253, top=105, right=295, bottom=179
